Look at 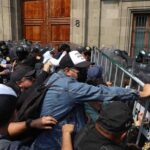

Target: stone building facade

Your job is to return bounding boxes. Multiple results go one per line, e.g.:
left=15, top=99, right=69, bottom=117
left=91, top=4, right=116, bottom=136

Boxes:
left=0, top=0, right=150, bottom=54
left=0, top=0, right=20, bottom=41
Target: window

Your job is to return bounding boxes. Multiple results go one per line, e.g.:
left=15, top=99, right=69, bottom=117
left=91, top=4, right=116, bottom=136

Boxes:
left=131, top=13, right=150, bottom=57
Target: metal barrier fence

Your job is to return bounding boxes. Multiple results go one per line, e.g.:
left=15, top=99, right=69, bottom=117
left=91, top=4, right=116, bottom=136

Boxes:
left=91, top=47, right=150, bottom=145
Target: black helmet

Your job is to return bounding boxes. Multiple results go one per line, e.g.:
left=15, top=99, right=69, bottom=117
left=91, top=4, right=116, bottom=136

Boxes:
left=144, top=51, right=150, bottom=64
left=22, top=44, right=31, bottom=52
left=76, top=46, right=86, bottom=54
left=139, top=50, right=146, bottom=56
left=32, top=47, right=40, bottom=54
left=58, top=43, right=70, bottom=53
left=136, top=50, right=146, bottom=63
left=147, top=52, right=150, bottom=57
left=31, top=44, right=41, bottom=54
left=0, top=45, right=9, bottom=56
left=16, top=46, right=29, bottom=61
left=85, top=46, right=92, bottom=51
left=0, top=41, right=6, bottom=47
left=31, top=42, right=41, bottom=53
left=44, top=44, right=51, bottom=50
left=114, top=49, right=121, bottom=56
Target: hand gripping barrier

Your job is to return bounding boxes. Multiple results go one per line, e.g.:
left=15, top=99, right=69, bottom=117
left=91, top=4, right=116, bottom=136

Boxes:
left=91, top=46, right=150, bottom=145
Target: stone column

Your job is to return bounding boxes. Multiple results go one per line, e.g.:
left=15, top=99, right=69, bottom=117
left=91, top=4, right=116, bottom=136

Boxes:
left=70, top=0, right=87, bottom=46
left=100, top=1, right=120, bottom=49
left=70, top=0, right=102, bottom=47
left=87, top=0, right=101, bottom=47
left=10, top=0, right=22, bottom=41
left=0, top=0, right=22, bottom=41
left=0, top=0, right=12, bottom=40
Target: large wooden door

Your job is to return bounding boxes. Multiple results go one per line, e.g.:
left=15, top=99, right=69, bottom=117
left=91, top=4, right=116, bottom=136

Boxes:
left=22, top=0, right=47, bottom=44
left=22, top=0, right=70, bottom=46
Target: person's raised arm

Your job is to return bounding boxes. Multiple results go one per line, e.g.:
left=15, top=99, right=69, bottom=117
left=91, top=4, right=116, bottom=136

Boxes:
left=8, top=116, right=57, bottom=137
left=139, top=84, right=150, bottom=98
left=61, top=124, right=74, bottom=150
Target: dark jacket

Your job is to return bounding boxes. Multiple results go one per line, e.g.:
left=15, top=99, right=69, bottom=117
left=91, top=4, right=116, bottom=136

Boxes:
left=75, top=124, right=125, bottom=150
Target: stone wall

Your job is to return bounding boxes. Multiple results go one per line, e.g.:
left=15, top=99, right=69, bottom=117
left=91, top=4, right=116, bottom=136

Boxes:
left=10, top=0, right=22, bottom=41
left=86, top=0, right=101, bottom=47
left=100, top=1, right=120, bottom=49
left=70, top=0, right=150, bottom=52
left=118, top=1, right=150, bottom=53
left=70, top=0, right=87, bottom=46
left=1, top=0, right=150, bottom=51
left=0, top=0, right=21, bottom=41
left=0, top=0, right=12, bottom=40
left=70, top=0, right=101, bottom=47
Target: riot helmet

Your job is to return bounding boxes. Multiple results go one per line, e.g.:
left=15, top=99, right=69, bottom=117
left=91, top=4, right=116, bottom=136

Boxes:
left=114, top=49, right=121, bottom=56
left=0, top=41, right=6, bottom=47
left=136, top=50, right=147, bottom=63
left=16, top=46, right=29, bottom=61
left=0, top=45, right=9, bottom=56
left=58, top=43, right=70, bottom=53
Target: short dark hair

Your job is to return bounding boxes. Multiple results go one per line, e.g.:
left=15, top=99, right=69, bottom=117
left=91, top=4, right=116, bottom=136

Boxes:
left=58, top=43, right=70, bottom=53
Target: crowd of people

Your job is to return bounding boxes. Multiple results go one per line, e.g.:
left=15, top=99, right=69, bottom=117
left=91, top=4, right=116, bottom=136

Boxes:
left=0, top=39, right=150, bottom=150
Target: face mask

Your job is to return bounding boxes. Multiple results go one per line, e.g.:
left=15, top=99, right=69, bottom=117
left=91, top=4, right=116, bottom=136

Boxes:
left=77, top=68, right=88, bottom=83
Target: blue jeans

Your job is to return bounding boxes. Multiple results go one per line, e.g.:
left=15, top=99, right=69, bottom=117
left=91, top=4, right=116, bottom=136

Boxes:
left=33, top=128, right=61, bottom=150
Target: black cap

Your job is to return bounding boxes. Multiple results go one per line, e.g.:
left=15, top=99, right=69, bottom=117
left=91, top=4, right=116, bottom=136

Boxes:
left=97, top=101, right=133, bottom=133
left=10, top=66, right=33, bottom=82
left=24, top=69, right=36, bottom=79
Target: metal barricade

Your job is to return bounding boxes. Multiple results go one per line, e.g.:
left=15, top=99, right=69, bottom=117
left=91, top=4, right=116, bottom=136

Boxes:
left=91, top=46, right=150, bottom=145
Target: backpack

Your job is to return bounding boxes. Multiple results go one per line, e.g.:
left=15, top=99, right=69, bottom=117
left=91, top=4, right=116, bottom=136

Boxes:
left=17, top=78, right=57, bottom=121
left=74, top=123, right=95, bottom=150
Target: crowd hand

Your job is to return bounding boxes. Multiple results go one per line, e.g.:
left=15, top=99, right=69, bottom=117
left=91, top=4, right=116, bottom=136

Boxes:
left=43, top=61, right=53, bottom=72
left=62, top=124, right=74, bottom=134
left=140, top=84, right=150, bottom=98
left=0, top=64, right=6, bottom=68
left=6, top=57, right=10, bottom=62
left=106, top=81, right=112, bottom=86
left=48, top=51, right=67, bottom=67
left=36, top=56, right=42, bottom=60
left=12, top=60, right=17, bottom=71
left=30, top=116, right=57, bottom=129
left=134, top=112, right=144, bottom=127
left=44, top=60, right=53, bottom=66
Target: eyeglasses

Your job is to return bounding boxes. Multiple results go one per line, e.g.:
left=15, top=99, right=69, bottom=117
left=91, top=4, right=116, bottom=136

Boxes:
left=20, top=76, right=34, bottom=82
left=70, top=68, right=79, bottom=73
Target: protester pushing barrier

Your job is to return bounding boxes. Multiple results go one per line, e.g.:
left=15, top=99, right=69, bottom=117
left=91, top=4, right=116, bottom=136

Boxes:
left=91, top=46, right=150, bottom=145
left=1, top=39, right=150, bottom=149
